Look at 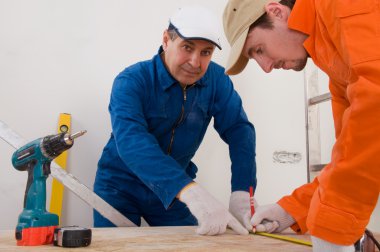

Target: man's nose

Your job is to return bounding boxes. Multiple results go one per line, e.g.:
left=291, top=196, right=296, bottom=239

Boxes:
left=189, top=53, right=201, bottom=68
left=258, top=57, right=273, bottom=73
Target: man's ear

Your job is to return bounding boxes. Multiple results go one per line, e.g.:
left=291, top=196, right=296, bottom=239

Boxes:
left=264, top=2, right=289, bottom=21
left=162, top=30, right=169, bottom=51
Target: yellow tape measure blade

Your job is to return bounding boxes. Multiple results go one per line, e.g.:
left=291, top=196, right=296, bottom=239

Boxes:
left=252, top=231, right=312, bottom=247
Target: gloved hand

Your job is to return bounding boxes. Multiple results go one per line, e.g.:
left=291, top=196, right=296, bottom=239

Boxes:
left=251, top=203, right=295, bottom=233
left=179, top=182, right=248, bottom=236
left=311, top=236, right=354, bottom=252
left=229, top=190, right=258, bottom=230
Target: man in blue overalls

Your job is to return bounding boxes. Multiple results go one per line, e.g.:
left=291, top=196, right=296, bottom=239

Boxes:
left=94, top=5, right=257, bottom=236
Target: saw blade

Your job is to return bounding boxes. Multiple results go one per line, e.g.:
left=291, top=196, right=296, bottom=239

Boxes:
left=0, top=120, right=136, bottom=227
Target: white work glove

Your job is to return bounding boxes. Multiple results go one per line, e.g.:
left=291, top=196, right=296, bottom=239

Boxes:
left=179, top=183, right=248, bottom=236
left=229, top=191, right=258, bottom=230
left=251, top=203, right=295, bottom=233
left=311, top=236, right=354, bottom=252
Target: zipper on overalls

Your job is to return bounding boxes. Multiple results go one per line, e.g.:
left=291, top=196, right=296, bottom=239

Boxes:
left=167, top=84, right=193, bottom=155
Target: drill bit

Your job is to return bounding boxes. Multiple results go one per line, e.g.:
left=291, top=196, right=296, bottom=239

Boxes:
left=69, top=130, right=87, bottom=140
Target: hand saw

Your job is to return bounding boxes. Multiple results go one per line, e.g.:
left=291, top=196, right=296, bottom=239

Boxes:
left=0, top=120, right=136, bottom=227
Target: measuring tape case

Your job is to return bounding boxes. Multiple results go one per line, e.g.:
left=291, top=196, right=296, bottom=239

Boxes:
left=54, top=226, right=91, bottom=247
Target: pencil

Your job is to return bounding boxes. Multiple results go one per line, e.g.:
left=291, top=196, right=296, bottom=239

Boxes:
left=249, top=186, right=256, bottom=233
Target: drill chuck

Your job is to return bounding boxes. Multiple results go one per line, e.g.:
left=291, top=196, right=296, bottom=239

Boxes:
left=41, top=131, right=86, bottom=159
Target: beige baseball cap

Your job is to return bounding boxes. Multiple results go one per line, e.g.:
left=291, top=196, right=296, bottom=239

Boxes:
left=223, top=0, right=279, bottom=75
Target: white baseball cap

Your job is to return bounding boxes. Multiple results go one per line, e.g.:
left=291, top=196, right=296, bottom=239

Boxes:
left=169, top=6, right=222, bottom=49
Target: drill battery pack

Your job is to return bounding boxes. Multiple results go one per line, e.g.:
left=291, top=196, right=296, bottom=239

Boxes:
left=16, top=226, right=57, bottom=246
left=53, top=226, right=91, bottom=247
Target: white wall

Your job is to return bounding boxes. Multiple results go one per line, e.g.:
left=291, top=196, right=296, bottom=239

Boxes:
left=1, top=0, right=375, bottom=234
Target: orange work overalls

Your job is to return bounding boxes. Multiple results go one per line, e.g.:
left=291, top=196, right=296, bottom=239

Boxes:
left=278, top=0, right=380, bottom=245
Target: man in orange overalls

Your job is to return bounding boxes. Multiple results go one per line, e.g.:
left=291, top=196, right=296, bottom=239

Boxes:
left=223, top=0, right=380, bottom=250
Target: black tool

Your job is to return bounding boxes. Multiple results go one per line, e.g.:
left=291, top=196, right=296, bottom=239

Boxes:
left=53, top=226, right=91, bottom=247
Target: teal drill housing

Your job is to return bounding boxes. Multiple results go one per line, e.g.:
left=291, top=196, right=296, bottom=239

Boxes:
left=12, top=131, right=86, bottom=245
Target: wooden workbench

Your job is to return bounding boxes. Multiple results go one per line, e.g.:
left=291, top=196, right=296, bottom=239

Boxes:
left=1, top=226, right=379, bottom=251
left=0, top=226, right=314, bottom=252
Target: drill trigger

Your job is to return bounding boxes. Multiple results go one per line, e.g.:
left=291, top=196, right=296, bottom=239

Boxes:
left=43, top=162, right=51, bottom=176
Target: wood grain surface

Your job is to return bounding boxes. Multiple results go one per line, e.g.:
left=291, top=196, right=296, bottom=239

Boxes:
left=0, top=226, right=314, bottom=252
left=1, top=226, right=379, bottom=251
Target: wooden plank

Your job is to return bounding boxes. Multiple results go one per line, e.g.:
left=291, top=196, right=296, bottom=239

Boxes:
left=1, top=227, right=378, bottom=251
left=0, top=227, right=312, bottom=251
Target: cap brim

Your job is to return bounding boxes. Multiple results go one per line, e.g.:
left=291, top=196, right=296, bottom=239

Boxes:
left=225, top=28, right=249, bottom=75
left=176, top=31, right=222, bottom=50
left=175, top=28, right=222, bottom=50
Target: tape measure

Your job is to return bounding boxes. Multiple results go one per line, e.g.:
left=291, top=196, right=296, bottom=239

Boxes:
left=252, top=231, right=312, bottom=246
left=53, top=226, right=91, bottom=247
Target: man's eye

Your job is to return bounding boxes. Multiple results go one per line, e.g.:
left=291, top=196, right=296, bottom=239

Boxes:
left=256, top=48, right=263, bottom=55
left=201, top=51, right=212, bottom=56
left=183, top=45, right=192, bottom=51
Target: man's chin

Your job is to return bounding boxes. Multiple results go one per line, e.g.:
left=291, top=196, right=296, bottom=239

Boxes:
left=178, top=75, right=202, bottom=85
left=293, top=67, right=305, bottom=71
left=293, top=59, right=307, bottom=71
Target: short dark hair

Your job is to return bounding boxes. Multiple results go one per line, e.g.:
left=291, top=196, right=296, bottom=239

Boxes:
left=167, top=23, right=179, bottom=41
left=250, top=0, right=296, bottom=31
left=167, top=29, right=178, bottom=41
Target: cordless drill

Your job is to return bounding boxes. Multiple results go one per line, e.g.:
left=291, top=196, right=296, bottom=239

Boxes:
left=12, top=130, right=86, bottom=246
